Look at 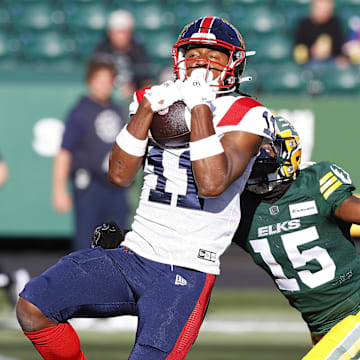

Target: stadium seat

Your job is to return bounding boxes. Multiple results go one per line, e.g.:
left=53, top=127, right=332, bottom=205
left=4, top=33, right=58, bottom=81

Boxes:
left=58, top=0, right=111, bottom=3
left=143, top=30, right=177, bottom=63
left=132, top=4, right=175, bottom=31
left=337, top=5, right=360, bottom=37
left=9, top=2, right=63, bottom=32
left=337, top=0, right=360, bottom=5
left=258, top=64, right=308, bottom=95
left=230, top=5, right=286, bottom=36
left=166, top=0, right=213, bottom=4
left=62, top=2, right=110, bottom=33
left=72, top=30, right=104, bottom=62
left=108, top=0, right=143, bottom=13
left=111, top=0, right=155, bottom=5
left=219, top=0, right=272, bottom=8
left=314, top=66, right=360, bottom=95
left=0, top=30, right=19, bottom=63
left=20, top=30, right=74, bottom=63
left=0, top=5, right=11, bottom=30
left=173, top=3, right=225, bottom=30
left=275, top=0, right=311, bottom=32
left=252, top=33, right=294, bottom=65
left=273, top=0, right=311, bottom=6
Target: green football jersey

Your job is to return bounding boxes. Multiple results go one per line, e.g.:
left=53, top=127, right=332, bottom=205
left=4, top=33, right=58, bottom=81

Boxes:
left=235, top=161, right=360, bottom=334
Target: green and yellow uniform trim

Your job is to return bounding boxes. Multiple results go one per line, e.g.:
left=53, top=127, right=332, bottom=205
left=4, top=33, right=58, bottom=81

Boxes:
left=304, top=310, right=360, bottom=360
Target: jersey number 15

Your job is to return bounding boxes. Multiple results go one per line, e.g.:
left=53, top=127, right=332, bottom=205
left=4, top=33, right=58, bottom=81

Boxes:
left=250, top=226, right=336, bottom=290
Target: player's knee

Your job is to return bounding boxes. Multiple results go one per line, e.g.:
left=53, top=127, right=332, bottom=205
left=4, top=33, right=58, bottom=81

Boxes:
left=16, top=296, right=57, bottom=332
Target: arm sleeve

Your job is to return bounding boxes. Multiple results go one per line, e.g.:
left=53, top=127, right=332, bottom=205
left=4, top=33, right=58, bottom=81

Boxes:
left=318, top=162, right=356, bottom=213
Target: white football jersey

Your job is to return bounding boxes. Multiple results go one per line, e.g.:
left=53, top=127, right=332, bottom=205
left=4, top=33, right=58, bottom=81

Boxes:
left=122, top=90, right=275, bottom=275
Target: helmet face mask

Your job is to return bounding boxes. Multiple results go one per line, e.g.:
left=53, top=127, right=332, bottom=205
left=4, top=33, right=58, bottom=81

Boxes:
left=246, top=145, right=280, bottom=194
left=172, top=17, right=249, bottom=93
left=246, top=115, right=302, bottom=194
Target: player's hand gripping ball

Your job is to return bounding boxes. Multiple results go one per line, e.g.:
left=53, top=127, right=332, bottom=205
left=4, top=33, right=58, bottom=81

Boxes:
left=150, top=101, right=190, bottom=149
left=91, top=221, right=128, bottom=249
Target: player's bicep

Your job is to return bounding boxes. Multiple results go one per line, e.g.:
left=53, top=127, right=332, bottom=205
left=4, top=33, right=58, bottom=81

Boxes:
left=221, top=130, right=263, bottom=182
left=334, top=195, right=360, bottom=224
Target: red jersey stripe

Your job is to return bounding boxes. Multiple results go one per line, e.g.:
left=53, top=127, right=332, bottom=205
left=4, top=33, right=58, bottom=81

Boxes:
left=200, top=17, right=214, bottom=33
left=217, top=97, right=263, bottom=127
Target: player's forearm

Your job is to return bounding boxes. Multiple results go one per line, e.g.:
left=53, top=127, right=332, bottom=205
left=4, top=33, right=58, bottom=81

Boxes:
left=109, top=99, right=152, bottom=187
left=108, top=143, right=143, bottom=187
left=52, top=149, right=71, bottom=192
left=127, top=98, right=154, bottom=139
left=189, top=105, right=216, bottom=141
left=190, top=106, right=229, bottom=197
left=335, top=195, right=360, bottom=224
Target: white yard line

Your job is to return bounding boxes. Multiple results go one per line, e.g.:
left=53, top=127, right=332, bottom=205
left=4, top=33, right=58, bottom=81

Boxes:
left=0, top=313, right=308, bottom=334
left=69, top=316, right=308, bottom=334
left=201, top=319, right=307, bottom=333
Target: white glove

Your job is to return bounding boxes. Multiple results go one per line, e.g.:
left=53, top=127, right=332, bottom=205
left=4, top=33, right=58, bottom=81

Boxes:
left=176, top=69, right=216, bottom=111
left=144, top=81, right=181, bottom=113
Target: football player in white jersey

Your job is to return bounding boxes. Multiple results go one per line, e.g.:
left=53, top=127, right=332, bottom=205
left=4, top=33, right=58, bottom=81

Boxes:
left=16, top=17, right=275, bottom=360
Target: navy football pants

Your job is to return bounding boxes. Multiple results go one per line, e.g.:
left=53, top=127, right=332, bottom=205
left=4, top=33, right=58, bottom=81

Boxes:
left=20, top=246, right=215, bottom=359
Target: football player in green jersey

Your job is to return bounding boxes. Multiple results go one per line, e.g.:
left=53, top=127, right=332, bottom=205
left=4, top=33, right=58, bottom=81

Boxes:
left=234, top=115, right=360, bottom=360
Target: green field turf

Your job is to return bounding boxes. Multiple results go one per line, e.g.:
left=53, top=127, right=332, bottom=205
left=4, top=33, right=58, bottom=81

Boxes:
left=0, top=289, right=312, bottom=360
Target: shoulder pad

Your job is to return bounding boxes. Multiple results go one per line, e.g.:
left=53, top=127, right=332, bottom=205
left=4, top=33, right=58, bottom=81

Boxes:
left=217, top=97, right=264, bottom=127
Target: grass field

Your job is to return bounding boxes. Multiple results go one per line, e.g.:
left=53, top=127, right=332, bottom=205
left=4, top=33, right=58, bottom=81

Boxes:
left=0, top=288, right=312, bottom=360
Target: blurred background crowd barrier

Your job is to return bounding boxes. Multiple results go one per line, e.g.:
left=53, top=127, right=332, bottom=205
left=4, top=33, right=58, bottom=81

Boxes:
left=0, top=0, right=359, bottom=240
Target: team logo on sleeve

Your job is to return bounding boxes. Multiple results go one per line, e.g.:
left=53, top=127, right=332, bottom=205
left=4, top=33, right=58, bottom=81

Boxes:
left=330, top=165, right=351, bottom=184
left=320, top=165, right=351, bottom=200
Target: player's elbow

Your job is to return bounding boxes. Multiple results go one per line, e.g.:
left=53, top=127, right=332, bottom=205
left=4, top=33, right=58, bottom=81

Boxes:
left=108, top=170, right=132, bottom=187
left=197, top=182, right=227, bottom=198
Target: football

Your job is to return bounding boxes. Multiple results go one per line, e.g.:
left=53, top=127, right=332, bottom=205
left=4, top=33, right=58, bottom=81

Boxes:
left=150, top=101, right=190, bottom=148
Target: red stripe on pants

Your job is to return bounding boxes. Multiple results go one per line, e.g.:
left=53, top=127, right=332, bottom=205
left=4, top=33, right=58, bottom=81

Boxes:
left=166, top=274, right=216, bottom=360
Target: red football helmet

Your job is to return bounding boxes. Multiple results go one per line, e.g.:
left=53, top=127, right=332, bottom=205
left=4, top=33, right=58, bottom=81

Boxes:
left=172, top=16, right=255, bottom=93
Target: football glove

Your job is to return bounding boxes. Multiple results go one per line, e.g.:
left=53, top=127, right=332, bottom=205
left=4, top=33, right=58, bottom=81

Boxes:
left=144, top=81, right=182, bottom=113
left=91, top=221, right=128, bottom=249
left=176, top=69, right=216, bottom=111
